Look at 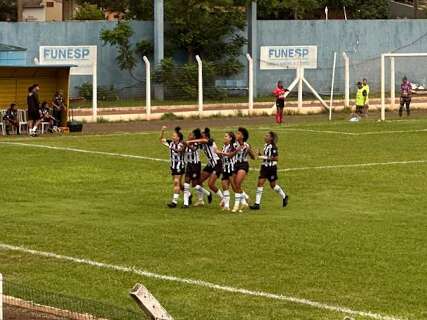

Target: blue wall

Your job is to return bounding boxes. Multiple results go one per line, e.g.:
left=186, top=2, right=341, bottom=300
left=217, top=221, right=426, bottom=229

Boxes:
left=0, top=21, right=153, bottom=97
left=257, top=20, right=427, bottom=96
left=0, top=51, right=26, bottom=65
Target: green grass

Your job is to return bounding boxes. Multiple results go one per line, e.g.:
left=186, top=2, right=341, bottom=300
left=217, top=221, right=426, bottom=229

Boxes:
left=1, top=118, right=427, bottom=320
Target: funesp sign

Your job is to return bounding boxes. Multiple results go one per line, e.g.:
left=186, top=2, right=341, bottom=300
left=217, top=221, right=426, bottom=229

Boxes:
left=39, top=45, right=97, bottom=75
left=260, top=46, right=317, bottom=70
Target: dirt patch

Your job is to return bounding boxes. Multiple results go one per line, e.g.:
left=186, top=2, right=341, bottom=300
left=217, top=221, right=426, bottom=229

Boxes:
left=5, top=304, right=70, bottom=320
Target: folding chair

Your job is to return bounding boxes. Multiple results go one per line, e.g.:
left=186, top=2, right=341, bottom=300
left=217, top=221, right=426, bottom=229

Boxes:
left=39, top=121, right=50, bottom=134
left=18, top=110, right=28, bottom=134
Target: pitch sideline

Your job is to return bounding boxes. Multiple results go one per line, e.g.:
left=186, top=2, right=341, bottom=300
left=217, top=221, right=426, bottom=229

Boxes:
left=0, top=243, right=405, bottom=320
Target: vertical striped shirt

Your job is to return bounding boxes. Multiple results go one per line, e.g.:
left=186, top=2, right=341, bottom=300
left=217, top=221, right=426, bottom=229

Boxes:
left=262, top=143, right=278, bottom=167
left=221, top=144, right=235, bottom=173
left=185, top=143, right=201, bottom=164
left=166, top=140, right=185, bottom=170
left=233, top=142, right=250, bottom=163
left=202, top=139, right=220, bottom=167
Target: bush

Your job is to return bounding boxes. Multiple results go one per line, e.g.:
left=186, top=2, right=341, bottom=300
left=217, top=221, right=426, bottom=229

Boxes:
left=76, top=82, right=119, bottom=101
left=74, top=3, right=104, bottom=20
left=160, top=112, right=183, bottom=120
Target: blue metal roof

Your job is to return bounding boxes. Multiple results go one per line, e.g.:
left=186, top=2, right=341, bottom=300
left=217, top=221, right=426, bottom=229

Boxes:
left=0, top=44, right=27, bottom=52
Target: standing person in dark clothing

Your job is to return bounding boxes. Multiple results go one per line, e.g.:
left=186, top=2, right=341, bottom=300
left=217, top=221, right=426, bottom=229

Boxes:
left=272, top=81, right=288, bottom=125
left=399, top=76, right=412, bottom=117
left=28, top=84, right=41, bottom=136
left=3, top=103, right=19, bottom=135
left=52, top=90, right=66, bottom=127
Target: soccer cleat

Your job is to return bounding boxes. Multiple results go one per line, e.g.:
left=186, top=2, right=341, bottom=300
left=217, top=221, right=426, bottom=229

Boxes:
left=193, top=200, right=205, bottom=207
left=231, top=204, right=240, bottom=213
left=283, top=195, right=289, bottom=207
left=167, top=202, right=177, bottom=208
left=250, top=204, right=260, bottom=210
left=222, top=207, right=230, bottom=212
left=182, top=205, right=190, bottom=209
left=207, top=192, right=213, bottom=204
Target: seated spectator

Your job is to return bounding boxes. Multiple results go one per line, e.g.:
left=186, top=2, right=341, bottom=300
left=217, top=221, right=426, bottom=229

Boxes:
left=34, top=102, right=57, bottom=133
left=3, top=103, right=19, bottom=135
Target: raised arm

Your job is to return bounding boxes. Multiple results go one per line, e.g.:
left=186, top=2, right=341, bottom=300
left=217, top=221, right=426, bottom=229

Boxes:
left=160, top=126, right=168, bottom=146
left=186, top=138, right=209, bottom=145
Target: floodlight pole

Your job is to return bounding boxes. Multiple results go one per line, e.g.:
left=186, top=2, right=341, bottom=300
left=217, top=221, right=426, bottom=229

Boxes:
left=196, top=55, right=203, bottom=115
left=246, top=53, right=254, bottom=115
left=143, top=56, right=151, bottom=120
left=390, top=57, right=395, bottom=110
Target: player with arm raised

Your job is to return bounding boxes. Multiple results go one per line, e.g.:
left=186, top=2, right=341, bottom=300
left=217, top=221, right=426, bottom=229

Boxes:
left=250, top=131, right=288, bottom=210
left=160, top=126, right=185, bottom=208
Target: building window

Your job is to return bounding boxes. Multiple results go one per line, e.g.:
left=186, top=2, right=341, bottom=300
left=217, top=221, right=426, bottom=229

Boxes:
left=46, top=2, right=54, bottom=7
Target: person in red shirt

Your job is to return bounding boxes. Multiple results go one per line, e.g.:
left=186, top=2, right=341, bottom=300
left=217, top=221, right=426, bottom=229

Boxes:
left=272, top=81, right=288, bottom=124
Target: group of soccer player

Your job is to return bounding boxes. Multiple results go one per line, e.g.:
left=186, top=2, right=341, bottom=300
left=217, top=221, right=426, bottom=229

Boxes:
left=160, top=126, right=289, bottom=212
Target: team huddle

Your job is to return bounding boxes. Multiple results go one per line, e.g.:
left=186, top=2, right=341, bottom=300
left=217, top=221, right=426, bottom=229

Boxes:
left=160, top=126, right=289, bottom=212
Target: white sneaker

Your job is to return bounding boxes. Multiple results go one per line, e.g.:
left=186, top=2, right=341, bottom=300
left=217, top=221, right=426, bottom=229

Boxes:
left=193, top=200, right=205, bottom=207
left=231, top=204, right=240, bottom=213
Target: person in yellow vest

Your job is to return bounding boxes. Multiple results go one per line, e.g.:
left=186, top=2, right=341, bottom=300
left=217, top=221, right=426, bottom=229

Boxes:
left=362, top=78, right=370, bottom=116
left=355, top=81, right=367, bottom=117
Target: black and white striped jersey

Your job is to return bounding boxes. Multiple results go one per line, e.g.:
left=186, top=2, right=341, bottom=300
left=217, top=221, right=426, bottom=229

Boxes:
left=202, top=139, right=220, bottom=167
left=233, top=142, right=250, bottom=163
left=262, top=143, right=278, bottom=167
left=221, top=144, right=235, bottom=173
left=185, top=143, right=201, bottom=164
left=166, top=139, right=185, bottom=170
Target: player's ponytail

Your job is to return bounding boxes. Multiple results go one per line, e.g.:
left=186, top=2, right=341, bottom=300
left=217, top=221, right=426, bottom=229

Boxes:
left=203, top=127, right=211, bottom=139
left=175, top=126, right=183, bottom=141
left=269, top=131, right=278, bottom=145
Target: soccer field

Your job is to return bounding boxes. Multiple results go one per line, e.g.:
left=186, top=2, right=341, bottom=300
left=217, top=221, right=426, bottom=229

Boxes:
left=0, top=118, right=426, bottom=320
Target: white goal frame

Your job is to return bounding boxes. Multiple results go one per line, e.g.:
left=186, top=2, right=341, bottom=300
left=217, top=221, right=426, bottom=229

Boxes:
left=381, top=52, right=427, bottom=121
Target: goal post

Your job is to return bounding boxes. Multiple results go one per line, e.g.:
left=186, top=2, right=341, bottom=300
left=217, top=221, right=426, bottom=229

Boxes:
left=381, top=52, right=427, bottom=121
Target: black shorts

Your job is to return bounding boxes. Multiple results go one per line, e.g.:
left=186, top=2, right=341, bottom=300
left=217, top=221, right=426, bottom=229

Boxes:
left=276, top=99, right=285, bottom=109
left=171, top=167, right=185, bottom=176
left=259, top=165, right=278, bottom=182
left=234, top=162, right=249, bottom=174
left=28, top=109, right=40, bottom=121
left=400, top=97, right=411, bottom=105
left=203, top=160, right=223, bottom=176
left=221, top=171, right=234, bottom=181
left=185, top=162, right=201, bottom=180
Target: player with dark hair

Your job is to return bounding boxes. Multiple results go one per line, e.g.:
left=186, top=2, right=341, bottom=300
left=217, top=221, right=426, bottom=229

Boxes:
left=272, top=80, right=288, bottom=124
left=250, top=131, right=288, bottom=210
left=399, top=76, right=412, bottom=117
left=183, top=128, right=212, bottom=208
left=232, top=127, right=256, bottom=213
left=186, top=127, right=224, bottom=205
left=3, top=103, right=19, bottom=135
left=160, top=126, right=185, bottom=208
left=217, top=132, right=237, bottom=211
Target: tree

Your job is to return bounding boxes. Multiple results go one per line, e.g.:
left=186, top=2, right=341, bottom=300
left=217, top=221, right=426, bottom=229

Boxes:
left=74, top=3, right=105, bottom=20
left=0, top=0, right=17, bottom=21
left=75, top=0, right=127, bottom=12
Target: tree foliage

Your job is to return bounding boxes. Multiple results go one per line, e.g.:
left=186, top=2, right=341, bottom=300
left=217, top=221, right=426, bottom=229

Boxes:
left=0, top=0, right=16, bottom=21
left=74, top=3, right=105, bottom=20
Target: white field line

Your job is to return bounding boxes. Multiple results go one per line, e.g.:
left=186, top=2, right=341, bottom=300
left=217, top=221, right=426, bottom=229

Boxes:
left=0, top=243, right=405, bottom=320
left=278, top=160, right=427, bottom=172
left=0, top=142, right=169, bottom=163
left=256, top=127, right=427, bottom=136
left=2, top=141, right=427, bottom=173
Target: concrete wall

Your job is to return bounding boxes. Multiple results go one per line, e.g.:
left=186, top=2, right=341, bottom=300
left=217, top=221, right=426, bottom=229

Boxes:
left=257, top=20, right=427, bottom=96
left=0, top=21, right=153, bottom=98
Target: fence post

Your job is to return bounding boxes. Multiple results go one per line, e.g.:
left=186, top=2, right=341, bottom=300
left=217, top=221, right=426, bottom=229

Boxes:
left=342, top=52, right=350, bottom=108
left=143, top=56, right=152, bottom=120
left=298, top=66, right=304, bottom=111
left=195, top=55, right=203, bottom=115
left=381, top=54, right=386, bottom=121
left=0, top=273, right=3, bottom=320
left=246, top=53, right=254, bottom=115
left=390, top=57, right=395, bottom=110
left=329, top=52, right=337, bottom=121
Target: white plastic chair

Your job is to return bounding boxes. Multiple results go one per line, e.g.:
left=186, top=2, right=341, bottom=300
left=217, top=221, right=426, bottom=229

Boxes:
left=18, top=110, right=28, bottom=134
left=0, top=111, right=5, bottom=136
left=39, top=121, right=50, bottom=134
